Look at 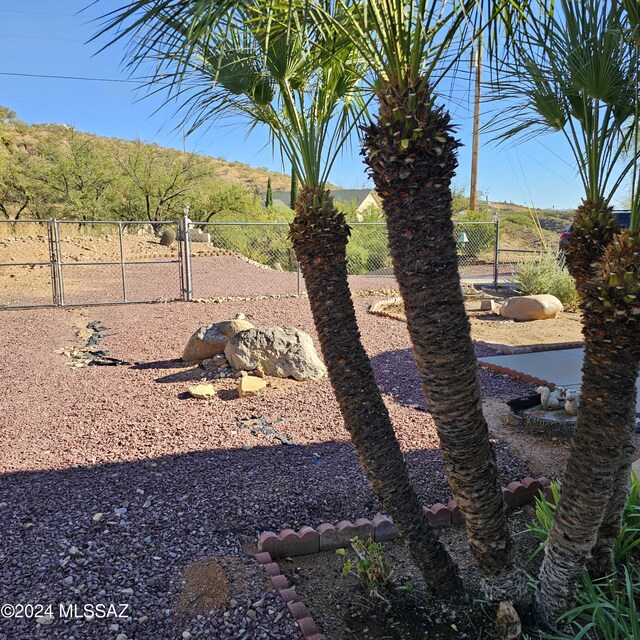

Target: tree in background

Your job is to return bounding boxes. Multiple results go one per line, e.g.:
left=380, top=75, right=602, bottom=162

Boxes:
left=265, top=177, right=274, bottom=208
left=0, top=106, right=16, bottom=124
left=113, top=140, right=205, bottom=224
left=192, top=178, right=261, bottom=222
left=28, top=127, right=116, bottom=221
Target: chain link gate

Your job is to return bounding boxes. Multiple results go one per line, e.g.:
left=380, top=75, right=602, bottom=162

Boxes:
left=1, top=217, right=502, bottom=309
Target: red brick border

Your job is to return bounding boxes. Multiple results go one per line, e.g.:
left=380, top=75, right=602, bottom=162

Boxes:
left=254, top=551, right=326, bottom=640
left=473, top=339, right=584, bottom=356
left=258, top=476, right=551, bottom=559
left=254, top=476, right=552, bottom=639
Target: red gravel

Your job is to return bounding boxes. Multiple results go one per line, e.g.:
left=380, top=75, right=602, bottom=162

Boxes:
left=0, top=296, right=533, bottom=639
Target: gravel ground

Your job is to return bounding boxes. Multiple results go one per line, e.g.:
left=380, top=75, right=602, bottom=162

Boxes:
left=0, top=296, right=534, bottom=640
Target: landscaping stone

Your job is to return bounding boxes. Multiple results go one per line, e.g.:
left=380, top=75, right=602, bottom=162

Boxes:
left=480, top=299, right=497, bottom=312
left=188, top=384, right=216, bottom=400
left=498, top=294, right=563, bottom=321
left=237, top=376, right=267, bottom=398
left=496, top=601, right=521, bottom=640
left=225, top=326, right=326, bottom=380
left=182, top=316, right=254, bottom=361
left=632, top=457, right=640, bottom=478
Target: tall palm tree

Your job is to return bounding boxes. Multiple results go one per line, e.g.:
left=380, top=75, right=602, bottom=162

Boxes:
left=488, top=0, right=640, bottom=622
left=315, top=0, right=534, bottom=602
left=96, top=0, right=462, bottom=597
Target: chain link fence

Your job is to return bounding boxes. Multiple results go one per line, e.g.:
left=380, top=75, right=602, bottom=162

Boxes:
left=1, top=217, right=504, bottom=309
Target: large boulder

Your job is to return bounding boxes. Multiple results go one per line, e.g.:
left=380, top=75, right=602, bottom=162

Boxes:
left=225, top=326, right=326, bottom=381
left=498, top=294, right=563, bottom=321
left=182, top=316, right=254, bottom=361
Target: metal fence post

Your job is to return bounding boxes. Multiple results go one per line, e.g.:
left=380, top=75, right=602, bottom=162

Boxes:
left=493, top=218, right=500, bottom=288
left=47, top=219, right=59, bottom=306
left=53, top=219, right=65, bottom=306
left=182, top=214, right=193, bottom=301
left=296, top=261, right=302, bottom=296
left=118, top=222, right=128, bottom=302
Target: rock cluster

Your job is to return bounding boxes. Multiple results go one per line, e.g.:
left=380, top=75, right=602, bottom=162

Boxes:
left=182, top=317, right=326, bottom=402
left=201, top=353, right=235, bottom=379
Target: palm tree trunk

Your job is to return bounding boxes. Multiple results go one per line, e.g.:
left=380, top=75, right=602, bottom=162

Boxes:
left=536, top=325, right=640, bottom=620
left=566, top=199, right=618, bottom=293
left=563, top=206, right=638, bottom=579
left=588, top=424, right=636, bottom=576
left=290, top=185, right=462, bottom=598
left=361, top=80, right=525, bottom=602
left=537, top=230, right=640, bottom=622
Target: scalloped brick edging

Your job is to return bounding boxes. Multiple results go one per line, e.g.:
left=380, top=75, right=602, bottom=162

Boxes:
left=254, top=551, right=326, bottom=640
left=477, top=361, right=557, bottom=389
left=369, top=297, right=405, bottom=322
left=258, top=476, right=552, bottom=559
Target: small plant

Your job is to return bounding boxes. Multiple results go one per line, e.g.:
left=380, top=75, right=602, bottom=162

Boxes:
left=337, top=536, right=394, bottom=605
left=512, top=252, right=580, bottom=310
left=160, top=227, right=176, bottom=246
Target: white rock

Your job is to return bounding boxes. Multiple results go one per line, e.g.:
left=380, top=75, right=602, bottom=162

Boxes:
left=499, top=294, right=563, bottom=321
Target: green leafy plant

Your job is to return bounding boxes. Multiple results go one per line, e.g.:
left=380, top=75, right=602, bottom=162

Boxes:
left=512, top=252, right=580, bottom=310
left=337, top=536, right=394, bottom=605
left=529, top=475, right=640, bottom=638
left=546, top=564, right=640, bottom=640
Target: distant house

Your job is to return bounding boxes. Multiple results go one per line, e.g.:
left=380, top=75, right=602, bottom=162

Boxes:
left=269, top=189, right=381, bottom=218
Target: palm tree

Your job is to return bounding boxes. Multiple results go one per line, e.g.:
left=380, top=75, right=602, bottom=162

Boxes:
left=96, top=0, right=462, bottom=597
left=314, top=0, right=534, bottom=602
left=488, top=0, right=640, bottom=621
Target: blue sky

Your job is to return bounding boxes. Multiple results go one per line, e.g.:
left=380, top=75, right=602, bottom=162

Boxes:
left=0, top=1, right=623, bottom=211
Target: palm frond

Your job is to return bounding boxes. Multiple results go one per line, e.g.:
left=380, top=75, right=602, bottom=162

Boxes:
left=486, top=0, right=640, bottom=206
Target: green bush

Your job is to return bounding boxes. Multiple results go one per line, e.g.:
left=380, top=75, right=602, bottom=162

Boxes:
left=512, top=252, right=580, bottom=310
left=204, top=223, right=297, bottom=271
left=346, top=225, right=391, bottom=275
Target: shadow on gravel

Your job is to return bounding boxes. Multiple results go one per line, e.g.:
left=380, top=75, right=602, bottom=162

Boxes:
left=0, top=438, right=530, bottom=639
left=131, top=359, right=193, bottom=371
left=153, top=368, right=203, bottom=384
left=370, top=347, right=537, bottom=408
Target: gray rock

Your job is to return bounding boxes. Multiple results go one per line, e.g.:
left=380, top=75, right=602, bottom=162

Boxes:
left=225, top=326, right=326, bottom=381
left=159, top=228, right=175, bottom=247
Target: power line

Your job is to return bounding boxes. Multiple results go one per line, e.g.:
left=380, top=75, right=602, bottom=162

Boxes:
left=0, top=33, right=84, bottom=42
left=0, top=9, right=76, bottom=17
left=0, top=71, right=140, bottom=84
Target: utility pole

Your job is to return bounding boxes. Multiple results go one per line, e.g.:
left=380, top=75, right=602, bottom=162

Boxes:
left=469, top=35, right=482, bottom=213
